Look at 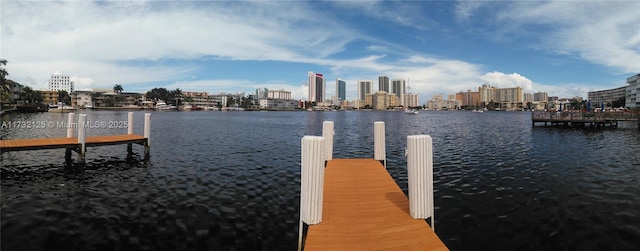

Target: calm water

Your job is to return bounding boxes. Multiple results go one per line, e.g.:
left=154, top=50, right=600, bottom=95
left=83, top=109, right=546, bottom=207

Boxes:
left=2, top=110, right=639, bottom=250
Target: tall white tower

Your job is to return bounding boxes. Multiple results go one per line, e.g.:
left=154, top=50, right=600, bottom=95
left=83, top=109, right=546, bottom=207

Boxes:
left=48, top=72, right=74, bottom=93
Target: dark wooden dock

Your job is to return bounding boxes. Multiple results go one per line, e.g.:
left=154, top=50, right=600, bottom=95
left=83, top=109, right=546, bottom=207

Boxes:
left=1, top=113, right=151, bottom=166
left=532, top=111, right=639, bottom=128
left=303, top=159, right=448, bottom=251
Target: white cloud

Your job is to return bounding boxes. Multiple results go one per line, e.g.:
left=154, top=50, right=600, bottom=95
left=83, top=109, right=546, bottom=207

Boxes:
left=480, top=72, right=534, bottom=91
left=459, top=1, right=640, bottom=74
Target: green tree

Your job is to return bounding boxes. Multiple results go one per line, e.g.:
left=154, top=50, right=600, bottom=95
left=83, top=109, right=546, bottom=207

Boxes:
left=113, top=84, right=124, bottom=93
left=241, top=95, right=254, bottom=108
left=612, top=97, right=625, bottom=108
left=168, top=88, right=183, bottom=106
left=20, top=86, right=44, bottom=104
left=145, top=88, right=169, bottom=102
left=226, top=96, right=236, bottom=107
left=113, top=95, right=125, bottom=107
left=57, top=90, right=71, bottom=105
left=0, top=59, right=8, bottom=92
left=1, top=59, right=10, bottom=104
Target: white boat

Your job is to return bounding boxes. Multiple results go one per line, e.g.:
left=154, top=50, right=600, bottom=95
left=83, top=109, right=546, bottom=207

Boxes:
left=48, top=105, right=75, bottom=113
left=155, top=101, right=175, bottom=110
left=404, top=109, right=418, bottom=114
left=472, top=109, right=484, bottom=113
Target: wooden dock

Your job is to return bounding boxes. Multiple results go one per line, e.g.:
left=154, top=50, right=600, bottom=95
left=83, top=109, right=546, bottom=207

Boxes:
left=532, top=111, right=639, bottom=128
left=303, top=158, right=448, bottom=251
left=0, top=134, right=147, bottom=152
left=1, top=112, right=151, bottom=166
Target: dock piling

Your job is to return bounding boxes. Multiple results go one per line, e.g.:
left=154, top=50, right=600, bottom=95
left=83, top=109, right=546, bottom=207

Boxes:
left=144, top=113, right=151, bottom=160
left=66, top=113, right=75, bottom=138
left=128, top=112, right=134, bottom=135
left=322, top=121, right=334, bottom=161
left=65, top=113, right=74, bottom=166
left=374, top=121, right=386, bottom=168
left=299, top=136, right=326, bottom=251
left=77, top=114, right=87, bottom=165
left=407, top=135, right=435, bottom=231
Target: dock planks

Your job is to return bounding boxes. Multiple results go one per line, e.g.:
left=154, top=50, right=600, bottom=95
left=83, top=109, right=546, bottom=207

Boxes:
left=1, top=134, right=147, bottom=153
left=304, top=158, right=448, bottom=251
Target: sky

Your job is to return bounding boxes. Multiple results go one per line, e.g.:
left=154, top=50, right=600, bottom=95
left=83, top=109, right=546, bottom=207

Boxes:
left=2, top=0, right=639, bottom=101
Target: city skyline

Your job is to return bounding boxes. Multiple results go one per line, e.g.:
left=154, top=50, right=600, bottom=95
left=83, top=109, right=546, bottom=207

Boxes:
left=2, top=1, right=638, bottom=101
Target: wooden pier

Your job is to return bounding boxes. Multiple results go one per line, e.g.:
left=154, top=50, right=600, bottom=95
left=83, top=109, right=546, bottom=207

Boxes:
left=0, top=113, right=150, bottom=166
left=303, top=158, right=448, bottom=251
left=532, top=111, right=639, bottom=128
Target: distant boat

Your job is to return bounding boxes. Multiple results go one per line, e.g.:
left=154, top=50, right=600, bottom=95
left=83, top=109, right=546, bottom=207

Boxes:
left=48, top=105, right=75, bottom=113
left=472, top=109, right=484, bottom=113
left=404, top=109, right=418, bottom=115
left=155, top=101, right=175, bottom=110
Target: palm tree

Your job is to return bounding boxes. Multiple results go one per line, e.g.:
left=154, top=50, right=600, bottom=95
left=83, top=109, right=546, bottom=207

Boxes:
left=1, top=59, right=10, bottom=94
left=113, top=84, right=124, bottom=93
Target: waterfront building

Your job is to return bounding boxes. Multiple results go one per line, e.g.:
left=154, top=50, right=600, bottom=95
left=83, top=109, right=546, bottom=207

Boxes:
left=308, top=72, right=325, bottom=103
left=358, top=80, right=373, bottom=103
left=47, top=73, right=74, bottom=93
left=534, top=92, right=548, bottom=102
left=524, top=93, right=534, bottom=103
left=456, top=90, right=480, bottom=108
left=256, top=88, right=268, bottom=99
left=37, top=90, right=58, bottom=105
left=626, top=74, right=640, bottom=110
left=92, top=91, right=143, bottom=107
left=391, top=78, right=406, bottom=106
left=71, top=91, right=93, bottom=108
left=5, top=79, right=23, bottom=101
left=336, top=79, right=346, bottom=103
left=404, top=93, right=419, bottom=108
left=267, top=89, right=292, bottom=100
left=479, top=84, right=523, bottom=109
left=367, top=91, right=397, bottom=110
left=378, top=76, right=389, bottom=93
left=258, top=98, right=298, bottom=110
left=588, top=86, right=626, bottom=108
left=427, top=94, right=445, bottom=110
left=182, top=91, right=212, bottom=107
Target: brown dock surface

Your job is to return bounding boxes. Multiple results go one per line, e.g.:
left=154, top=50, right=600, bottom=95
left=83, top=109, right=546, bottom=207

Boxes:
left=304, top=158, right=448, bottom=251
left=1, top=134, right=147, bottom=152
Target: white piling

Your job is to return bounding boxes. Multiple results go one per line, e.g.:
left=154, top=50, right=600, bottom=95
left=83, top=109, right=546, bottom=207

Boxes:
left=322, top=121, right=334, bottom=161
left=300, top=135, right=326, bottom=225
left=406, top=135, right=435, bottom=230
left=374, top=121, right=386, bottom=167
left=77, top=114, right=87, bottom=162
left=144, top=113, right=151, bottom=144
left=66, top=113, right=75, bottom=138
left=299, top=135, right=326, bottom=251
left=143, top=113, right=151, bottom=160
left=128, top=112, right=134, bottom=135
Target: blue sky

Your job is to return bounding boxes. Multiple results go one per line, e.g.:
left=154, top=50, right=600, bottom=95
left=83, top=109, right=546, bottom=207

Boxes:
left=2, top=0, right=639, bottom=101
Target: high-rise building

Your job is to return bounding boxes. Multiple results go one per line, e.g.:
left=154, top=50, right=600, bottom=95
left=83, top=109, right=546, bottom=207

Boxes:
left=256, top=88, right=268, bottom=99
left=308, top=71, right=325, bottom=103
left=358, top=80, right=373, bottom=101
left=48, top=72, right=74, bottom=93
left=378, top=76, right=389, bottom=93
left=404, top=93, right=419, bottom=108
left=268, top=89, right=292, bottom=100
left=391, top=78, right=406, bottom=106
left=336, top=78, right=346, bottom=102
left=626, top=73, right=639, bottom=109
left=524, top=93, right=534, bottom=103
left=534, top=92, right=548, bottom=102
